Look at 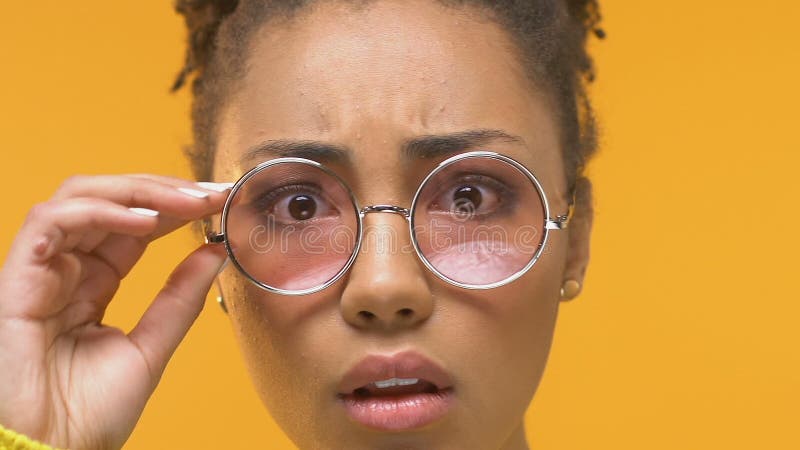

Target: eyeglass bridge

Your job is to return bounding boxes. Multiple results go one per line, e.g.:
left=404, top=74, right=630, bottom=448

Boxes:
left=359, top=204, right=411, bottom=219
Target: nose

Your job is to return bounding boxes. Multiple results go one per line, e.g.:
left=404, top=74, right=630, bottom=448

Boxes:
left=339, top=209, right=434, bottom=331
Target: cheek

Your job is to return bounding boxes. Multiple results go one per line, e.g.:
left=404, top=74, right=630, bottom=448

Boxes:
left=222, top=275, right=305, bottom=398
left=442, top=235, right=565, bottom=405
left=491, top=234, right=566, bottom=354
left=448, top=269, right=560, bottom=378
left=224, top=274, right=342, bottom=388
left=225, top=276, right=355, bottom=438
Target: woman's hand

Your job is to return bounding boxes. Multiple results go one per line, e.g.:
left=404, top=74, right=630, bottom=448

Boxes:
left=0, top=175, right=230, bottom=450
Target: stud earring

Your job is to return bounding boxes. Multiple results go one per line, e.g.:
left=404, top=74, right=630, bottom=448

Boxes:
left=210, top=259, right=229, bottom=314
left=216, top=295, right=228, bottom=314
left=560, top=279, right=581, bottom=300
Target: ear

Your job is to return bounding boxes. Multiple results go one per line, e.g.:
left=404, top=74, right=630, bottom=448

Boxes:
left=561, top=177, right=593, bottom=301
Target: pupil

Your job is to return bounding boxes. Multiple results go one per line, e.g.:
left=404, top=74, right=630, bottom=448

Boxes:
left=288, top=195, right=316, bottom=220
left=453, top=185, right=481, bottom=211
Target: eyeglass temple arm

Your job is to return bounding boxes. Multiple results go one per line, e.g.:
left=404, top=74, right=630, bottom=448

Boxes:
left=545, top=202, right=575, bottom=230
left=206, top=232, right=225, bottom=244
left=200, top=217, right=225, bottom=244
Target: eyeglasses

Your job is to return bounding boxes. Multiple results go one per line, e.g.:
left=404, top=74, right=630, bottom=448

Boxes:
left=205, top=151, right=572, bottom=295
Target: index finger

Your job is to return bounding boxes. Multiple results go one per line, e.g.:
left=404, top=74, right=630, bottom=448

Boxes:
left=51, top=174, right=232, bottom=221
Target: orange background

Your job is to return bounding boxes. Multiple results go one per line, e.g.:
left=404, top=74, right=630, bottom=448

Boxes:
left=1, top=2, right=798, bottom=449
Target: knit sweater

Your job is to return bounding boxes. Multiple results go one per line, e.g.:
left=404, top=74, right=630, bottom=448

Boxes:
left=0, top=424, right=58, bottom=450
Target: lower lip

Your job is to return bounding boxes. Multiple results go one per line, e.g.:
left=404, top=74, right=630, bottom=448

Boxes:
left=338, top=389, right=454, bottom=431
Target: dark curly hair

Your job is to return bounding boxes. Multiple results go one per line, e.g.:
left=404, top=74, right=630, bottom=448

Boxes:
left=171, top=0, right=603, bottom=206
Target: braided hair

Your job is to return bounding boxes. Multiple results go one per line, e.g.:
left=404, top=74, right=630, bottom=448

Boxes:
left=171, top=0, right=604, bottom=204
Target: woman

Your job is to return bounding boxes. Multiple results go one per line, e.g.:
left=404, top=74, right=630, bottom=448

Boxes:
left=0, top=0, right=602, bottom=448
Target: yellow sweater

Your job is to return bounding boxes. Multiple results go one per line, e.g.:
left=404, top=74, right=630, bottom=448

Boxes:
left=0, top=424, right=58, bottom=450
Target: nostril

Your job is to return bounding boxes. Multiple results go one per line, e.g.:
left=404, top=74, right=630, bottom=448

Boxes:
left=398, top=308, right=413, bottom=317
left=358, top=310, right=376, bottom=321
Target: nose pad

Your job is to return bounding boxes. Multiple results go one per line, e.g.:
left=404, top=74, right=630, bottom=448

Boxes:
left=339, top=210, right=434, bottom=331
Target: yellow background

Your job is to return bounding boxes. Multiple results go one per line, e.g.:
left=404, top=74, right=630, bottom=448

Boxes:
left=1, top=2, right=798, bottom=449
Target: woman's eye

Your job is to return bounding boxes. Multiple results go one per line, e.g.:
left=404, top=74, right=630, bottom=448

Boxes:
left=429, top=176, right=508, bottom=218
left=254, top=185, right=337, bottom=223
left=284, top=194, right=318, bottom=220
left=452, top=185, right=484, bottom=212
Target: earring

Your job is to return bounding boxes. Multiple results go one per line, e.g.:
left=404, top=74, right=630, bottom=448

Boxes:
left=212, top=260, right=229, bottom=314
left=560, top=279, right=581, bottom=300
left=216, top=295, right=228, bottom=314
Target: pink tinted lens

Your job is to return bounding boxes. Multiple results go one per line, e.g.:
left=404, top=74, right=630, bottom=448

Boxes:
left=224, top=162, right=358, bottom=292
left=412, top=155, right=546, bottom=286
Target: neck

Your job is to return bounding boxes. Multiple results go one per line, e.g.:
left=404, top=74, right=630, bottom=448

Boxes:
left=499, top=422, right=530, bottom=450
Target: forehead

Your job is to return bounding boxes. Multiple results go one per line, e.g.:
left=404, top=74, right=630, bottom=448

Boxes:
left=214, top=0, right=562, bottom=187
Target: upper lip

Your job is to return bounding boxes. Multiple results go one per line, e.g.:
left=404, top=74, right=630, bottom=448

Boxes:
left=337, top=350, right=454, bottom=395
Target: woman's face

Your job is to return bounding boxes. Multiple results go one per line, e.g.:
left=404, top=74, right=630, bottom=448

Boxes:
left=212, top=1, right=583, bottom=449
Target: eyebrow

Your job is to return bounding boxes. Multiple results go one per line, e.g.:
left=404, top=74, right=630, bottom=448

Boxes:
left=239, top=140, right=351, bottom=167
left=402, top=128, right=525, bottom=159
left=238, top=128, right=525, bottom=168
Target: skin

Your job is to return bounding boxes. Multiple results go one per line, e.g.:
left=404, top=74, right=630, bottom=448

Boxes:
left=0, top=174, right=230, bottom=449
left=211, top=1, right=593, bottom=449
left=0, top=1, right=591, bottom=448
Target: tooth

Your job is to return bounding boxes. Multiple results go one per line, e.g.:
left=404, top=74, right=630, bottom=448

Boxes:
left=373, top=377, right=419, bottom=388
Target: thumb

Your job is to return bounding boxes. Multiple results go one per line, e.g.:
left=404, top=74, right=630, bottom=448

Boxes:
left=128, top=243, right=227, bottom=383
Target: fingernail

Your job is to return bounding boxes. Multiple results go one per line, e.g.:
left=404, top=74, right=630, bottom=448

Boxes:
left=129, top=207, right=159, bottom=217
left=177, top=187, right=210, bottom=199
left=196, top=181, right=235, bottom=192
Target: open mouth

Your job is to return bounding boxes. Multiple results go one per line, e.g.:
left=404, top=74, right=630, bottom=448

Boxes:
left=350, top=377, right=441, bottom=397
left=338, top=377, right=454, bottom=431
left=336, top=352, right=456, bottom=431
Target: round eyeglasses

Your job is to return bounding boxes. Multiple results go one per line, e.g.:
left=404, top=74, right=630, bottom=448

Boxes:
left=205, top=151, right=572, bottom=295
